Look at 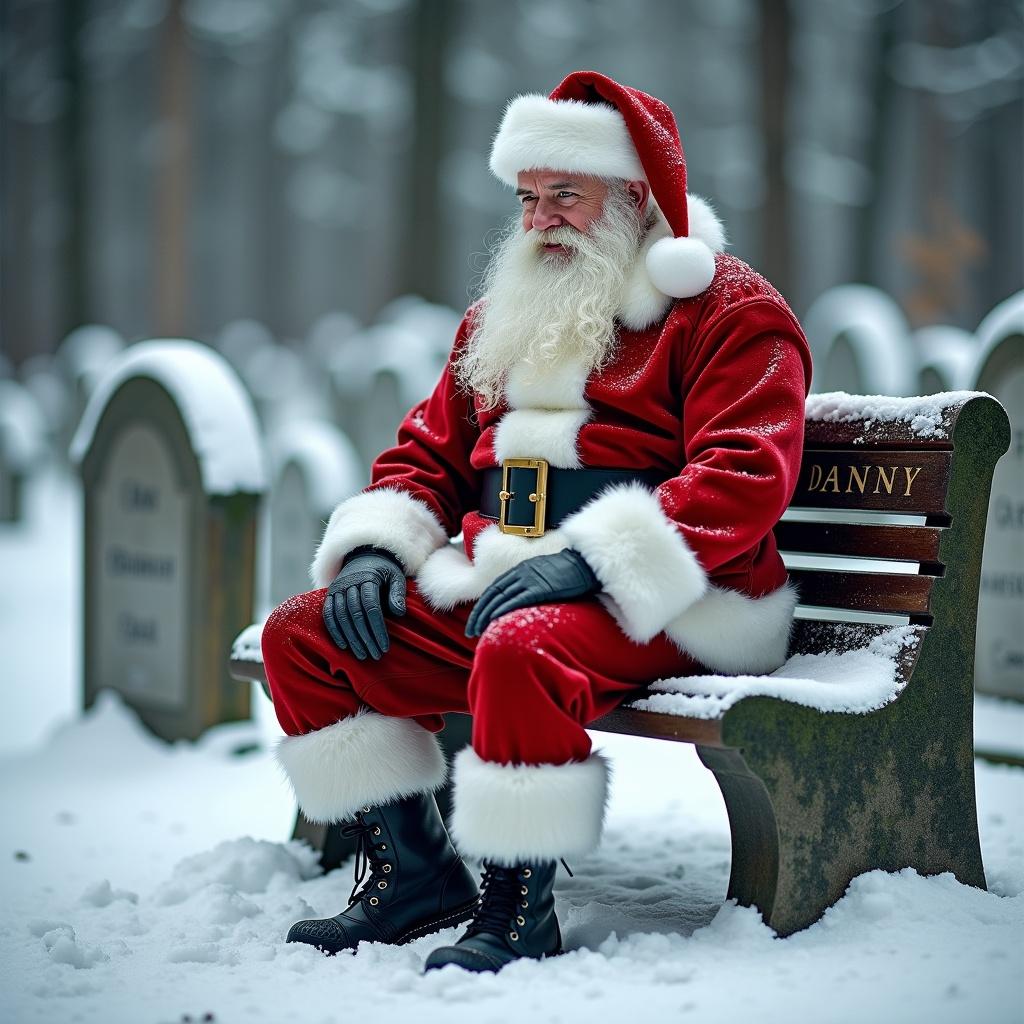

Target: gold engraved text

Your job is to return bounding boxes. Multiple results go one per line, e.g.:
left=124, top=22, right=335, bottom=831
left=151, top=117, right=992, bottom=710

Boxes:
left=805, top=462, right=924, bottom=499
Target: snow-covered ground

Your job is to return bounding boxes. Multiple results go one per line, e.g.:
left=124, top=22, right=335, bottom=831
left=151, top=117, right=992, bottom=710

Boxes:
left=2, top=468, right=1022, bottom=1024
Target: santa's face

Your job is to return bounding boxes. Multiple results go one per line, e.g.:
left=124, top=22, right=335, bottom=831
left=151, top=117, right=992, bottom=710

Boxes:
left=455, top=171, right=650, bottom=410
left=515, top=170, right=610, bottom=254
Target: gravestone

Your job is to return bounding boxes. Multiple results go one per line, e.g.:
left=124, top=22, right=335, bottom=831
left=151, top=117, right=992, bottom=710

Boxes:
left=972, top=292, right=1024, bottom=700
left=19, top=353, right=72, bottom=453
left=72, top=340, right=265, bottom=740
left=55, top=325, right=125, bottom=466
left=804, top=285, right=916, bottom=396
left=267, top=419, right=364, bottom=606
left=353, top=366, right=405, bottom=468
left=0, top=380, right=46, bottom=522
left=914, top=326, right=974, bottom=396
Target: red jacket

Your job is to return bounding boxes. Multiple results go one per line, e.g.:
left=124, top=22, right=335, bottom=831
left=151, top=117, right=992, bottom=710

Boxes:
left=312, top=251, right=811, bottom=675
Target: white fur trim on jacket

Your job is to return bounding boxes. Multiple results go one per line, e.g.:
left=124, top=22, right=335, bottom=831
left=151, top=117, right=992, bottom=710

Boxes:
left=275, top=710, right=448, bottom=824
left=492, top=408, right=589, bottom=469
left=416, top=525, right=571, bottom=612
left=450, top=748, right=610, bottom=864
left=310, top=487, right=448, bottom=588
left=560, top=483, right=707, bottom=643
left=504, top=357, right=589, bottom=410
left=416, top=526, right=797, bottom=674
left=490, top=94, right=644, bottom=186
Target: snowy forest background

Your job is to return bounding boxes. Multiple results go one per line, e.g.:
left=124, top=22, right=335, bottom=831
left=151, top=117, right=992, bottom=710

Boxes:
left=2, top=0, right=1023, bottom=364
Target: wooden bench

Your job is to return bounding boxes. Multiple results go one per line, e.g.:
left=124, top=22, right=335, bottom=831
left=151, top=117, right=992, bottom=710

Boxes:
left=230, top=393, right=1010, bottom=937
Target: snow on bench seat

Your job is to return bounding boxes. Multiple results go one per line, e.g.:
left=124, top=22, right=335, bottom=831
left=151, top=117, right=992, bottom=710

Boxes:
left=631, top=626, right=922, bottom=720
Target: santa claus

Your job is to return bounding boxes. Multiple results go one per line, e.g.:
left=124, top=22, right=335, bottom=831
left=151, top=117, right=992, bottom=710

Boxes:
left=261, top=70, right=811, bottom=973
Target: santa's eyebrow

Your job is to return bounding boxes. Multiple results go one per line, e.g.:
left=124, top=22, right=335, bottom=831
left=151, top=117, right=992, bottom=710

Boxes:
left=514, top=182, right=581, bottom=196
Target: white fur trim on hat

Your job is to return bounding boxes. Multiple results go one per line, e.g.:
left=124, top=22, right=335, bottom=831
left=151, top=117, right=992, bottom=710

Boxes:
left=490, top=94, right=644, bottom=186
left=450, top=748, right=610, bottom=863
left=560, top=483, right=707, bottom=643
left=645, top=235, right=717, bottom=300
left=310, top=486, right=448, bottom=588
left=619, top=197, right=728, bottom=327
left=275, top=710, right=448, bottom=824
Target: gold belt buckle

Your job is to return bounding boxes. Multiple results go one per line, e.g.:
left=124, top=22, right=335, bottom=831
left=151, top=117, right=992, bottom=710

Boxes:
left=498, top=458, right=549, bottom=536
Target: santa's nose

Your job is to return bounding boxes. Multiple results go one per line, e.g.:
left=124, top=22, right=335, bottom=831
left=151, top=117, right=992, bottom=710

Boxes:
left=530, top=205, right=565, bottom=231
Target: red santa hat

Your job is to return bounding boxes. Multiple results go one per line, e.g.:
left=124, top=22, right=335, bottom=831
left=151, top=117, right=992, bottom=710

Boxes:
left=489, top=70, right=723, bottom=299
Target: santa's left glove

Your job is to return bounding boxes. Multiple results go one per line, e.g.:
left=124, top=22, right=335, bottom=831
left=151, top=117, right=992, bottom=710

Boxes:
left=465, top=548, right=601, bottom=638
left=323, top=547, right=407, bottom=661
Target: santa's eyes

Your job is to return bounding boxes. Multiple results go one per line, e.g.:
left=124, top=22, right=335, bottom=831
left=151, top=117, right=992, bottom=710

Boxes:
left=519, top=191, right=578, bottom=209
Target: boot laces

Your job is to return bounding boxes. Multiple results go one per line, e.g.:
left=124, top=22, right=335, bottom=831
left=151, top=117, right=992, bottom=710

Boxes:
left=466, top=863, right=524, bottom=937
left=339, top=812, right=389, bottom=904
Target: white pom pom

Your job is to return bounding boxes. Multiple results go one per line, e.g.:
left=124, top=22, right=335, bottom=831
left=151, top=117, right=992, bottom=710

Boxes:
left=645, top=236, right=716, bottom=299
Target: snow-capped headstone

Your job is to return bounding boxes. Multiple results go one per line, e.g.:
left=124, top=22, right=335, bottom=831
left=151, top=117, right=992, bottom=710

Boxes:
left=19, top=353, right=72, bottom=451
left=55, top=325, right=125, bottom=465
left=71, top=340, right=266, bottom=741
left=267, top=419, right=364, bottom=605
left=972, top=292, right=1024, bottom=700
left=914, top=326, right=975, bottom=396
left=0, top=379, right=47, bottom=522
left=804, top=285, right=917, bottom=397
left=353, top=366, right=404, bottom=468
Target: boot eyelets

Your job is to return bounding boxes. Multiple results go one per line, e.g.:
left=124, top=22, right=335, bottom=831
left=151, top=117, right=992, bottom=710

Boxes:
left=521, top=900, right=528, bottom=908
left=379, top=844, right=387, bottom=850
left=372, top=826, right=382, bottom=836
left=383, top=864, right=392, bottom=873
left=378, top=880, right=388, bottom=889
left=516, top=915, right=525, bottom=926
left=362, top=806, right=371, bottom=813
left=509, top=931, right=519, bottom=941
left=369, top=896, right=379, bottom=906
left=520, top=885, right=528, bottom=895
left=522, top=868, right=532, bottom=879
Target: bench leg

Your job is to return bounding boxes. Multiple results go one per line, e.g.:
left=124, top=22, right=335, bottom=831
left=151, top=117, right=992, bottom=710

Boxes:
left=700, top=696, right=986, bottom=937
left=696, top=745, right=780, bottom=920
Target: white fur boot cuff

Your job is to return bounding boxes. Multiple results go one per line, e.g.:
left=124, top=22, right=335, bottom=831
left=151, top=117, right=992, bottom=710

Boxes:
left=275, top=710, right=448, bottom=824
left=450, top=748, right=610, bottom=865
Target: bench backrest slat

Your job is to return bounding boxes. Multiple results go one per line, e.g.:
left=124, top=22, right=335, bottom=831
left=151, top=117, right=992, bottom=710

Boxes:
left=787, top=568, right=935, bottom=620
left=774, top=521, right=943, bottom=563
left=790, top=449, right=952, bottom=518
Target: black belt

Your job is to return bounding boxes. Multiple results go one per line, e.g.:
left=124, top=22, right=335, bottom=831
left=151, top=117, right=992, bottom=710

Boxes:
left=479, top=460, right=666, bottom=537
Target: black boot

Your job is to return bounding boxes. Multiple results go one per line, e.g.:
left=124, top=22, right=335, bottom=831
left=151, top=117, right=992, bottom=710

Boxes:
left=287, top=792, right=478, bottom=954
left=423, top=860, right=561, bottom=973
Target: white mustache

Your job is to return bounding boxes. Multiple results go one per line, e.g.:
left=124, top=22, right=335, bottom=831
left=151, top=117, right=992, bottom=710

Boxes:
left=533, top=226, right=582, bottom=249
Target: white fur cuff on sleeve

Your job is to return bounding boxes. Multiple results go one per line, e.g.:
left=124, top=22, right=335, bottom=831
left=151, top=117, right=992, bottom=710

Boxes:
left=310, top=487, right=448, bottom=588
left=560, top=483, right=707, bottom=643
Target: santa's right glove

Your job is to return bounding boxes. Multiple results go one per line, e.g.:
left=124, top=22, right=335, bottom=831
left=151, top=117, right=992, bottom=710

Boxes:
left=322, top=547, right=407, bottom=661
left=465, top=548, right=601, bottom=638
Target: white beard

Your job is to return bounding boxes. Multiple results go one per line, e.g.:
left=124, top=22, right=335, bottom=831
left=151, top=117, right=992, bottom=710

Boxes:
left=456, top=186, right=645, bottom=410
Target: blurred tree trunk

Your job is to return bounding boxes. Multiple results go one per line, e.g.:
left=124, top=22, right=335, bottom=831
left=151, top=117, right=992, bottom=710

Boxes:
left=759, top=0, right=791, bottom=293
left=58, top=0, right=89, bottom=337
left=399, top=0, right=451, bottom=304
left=855, top=3, right=900, bottom=284
left=154, top=0, right=190, bottom=337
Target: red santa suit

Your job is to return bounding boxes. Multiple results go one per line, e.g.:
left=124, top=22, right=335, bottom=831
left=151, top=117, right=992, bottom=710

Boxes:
left=262, top=72, right=810, bottom=866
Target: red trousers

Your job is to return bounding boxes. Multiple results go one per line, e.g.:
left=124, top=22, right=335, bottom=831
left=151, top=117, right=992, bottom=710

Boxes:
left=261, top=583, right=700, bottom=766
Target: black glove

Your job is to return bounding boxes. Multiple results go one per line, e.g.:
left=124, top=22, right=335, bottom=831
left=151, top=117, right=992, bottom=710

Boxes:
left=465, top=548, right=601, bottom=638
left=323, top=547, right=407, bottom=661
